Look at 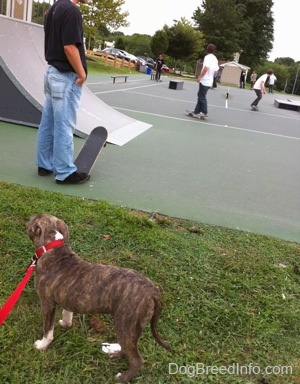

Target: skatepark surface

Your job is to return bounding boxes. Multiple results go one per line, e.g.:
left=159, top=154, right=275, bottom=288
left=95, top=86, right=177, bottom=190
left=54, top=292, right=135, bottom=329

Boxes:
left=1, top=72, right=300, bottom=243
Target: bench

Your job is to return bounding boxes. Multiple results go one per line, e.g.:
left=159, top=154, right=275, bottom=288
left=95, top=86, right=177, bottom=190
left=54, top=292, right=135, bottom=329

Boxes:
left=111, top=75, right=129, bottom=84
left=169, top=80, right=184, bottom=90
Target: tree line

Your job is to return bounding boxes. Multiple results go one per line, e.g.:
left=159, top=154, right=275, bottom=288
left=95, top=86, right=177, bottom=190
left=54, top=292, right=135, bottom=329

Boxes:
left=32, top=0, right=299, bottom=95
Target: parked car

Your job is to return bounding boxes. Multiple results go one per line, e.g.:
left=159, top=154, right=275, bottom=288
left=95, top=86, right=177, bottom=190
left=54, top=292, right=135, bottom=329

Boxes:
left=136, top=56, right=147, bottom=65
left=161, top=64, right=170, bottom=72
left=138, top=56, right=156, bottom=69
left=100, top=48, right=126, bottom=60
left=117, top=50, right=139, bottom=63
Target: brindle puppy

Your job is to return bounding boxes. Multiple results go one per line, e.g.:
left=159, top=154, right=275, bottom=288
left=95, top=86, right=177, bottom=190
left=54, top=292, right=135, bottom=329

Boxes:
left=26, top=214, right=170, bottom=382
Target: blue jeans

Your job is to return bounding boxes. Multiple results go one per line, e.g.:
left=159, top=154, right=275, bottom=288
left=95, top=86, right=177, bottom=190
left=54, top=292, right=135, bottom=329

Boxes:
left=36, top=66, right=82, bottom=180
left=194, top=82, right=210, bottom=115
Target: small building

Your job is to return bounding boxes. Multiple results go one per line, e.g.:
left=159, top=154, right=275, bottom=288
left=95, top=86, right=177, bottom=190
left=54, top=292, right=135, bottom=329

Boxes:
left=219, top=61, right=250, bottom=86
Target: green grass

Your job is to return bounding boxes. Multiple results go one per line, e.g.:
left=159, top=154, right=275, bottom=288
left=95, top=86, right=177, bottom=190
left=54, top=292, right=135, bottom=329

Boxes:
left=86, top=56, right=135, bottom=75
left=0, top=181, right=299, bottom=383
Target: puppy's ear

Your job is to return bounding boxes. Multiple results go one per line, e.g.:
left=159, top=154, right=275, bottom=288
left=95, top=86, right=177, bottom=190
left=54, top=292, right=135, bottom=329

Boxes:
left=26, top=219, right=45, bottom=245
left=55, top=218, right=69, bottom=242
left=26, top=215, right=42, bottom=241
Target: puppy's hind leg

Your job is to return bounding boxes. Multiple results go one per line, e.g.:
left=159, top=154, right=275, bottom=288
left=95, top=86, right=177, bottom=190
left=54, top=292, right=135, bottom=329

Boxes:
left=59, top=309, right=73, bottom=328
left=115, top=323, right=144, bottom=383
left=35, top=304, right=56, bottom=350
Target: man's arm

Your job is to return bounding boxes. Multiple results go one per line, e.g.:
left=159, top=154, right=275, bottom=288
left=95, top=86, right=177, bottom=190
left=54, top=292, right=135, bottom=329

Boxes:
left=198, top=66, right=208, bottom=82
left=260, top=80, right=266, bottom=94
left=64, top=44, right=86, bottom=86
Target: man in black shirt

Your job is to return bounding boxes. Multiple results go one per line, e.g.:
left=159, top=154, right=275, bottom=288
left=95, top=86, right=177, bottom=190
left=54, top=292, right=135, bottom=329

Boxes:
left=155, top=54, right=165, bottom=82
left=36, top=0, right=89, bottom=184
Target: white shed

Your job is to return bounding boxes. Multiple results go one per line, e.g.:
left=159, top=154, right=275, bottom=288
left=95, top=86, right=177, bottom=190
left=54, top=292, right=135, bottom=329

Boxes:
left=219, top=61, right=251, bottom=86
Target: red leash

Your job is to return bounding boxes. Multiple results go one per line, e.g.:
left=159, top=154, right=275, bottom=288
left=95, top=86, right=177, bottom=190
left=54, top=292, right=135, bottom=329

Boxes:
left=0, top=263, right=35, bottom=326
left=0, top=239, right=64, bottom=326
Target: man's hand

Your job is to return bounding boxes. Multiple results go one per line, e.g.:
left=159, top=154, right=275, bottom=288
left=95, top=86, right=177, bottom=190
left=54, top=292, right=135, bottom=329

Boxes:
left=64, top=44, right=86, bottom=86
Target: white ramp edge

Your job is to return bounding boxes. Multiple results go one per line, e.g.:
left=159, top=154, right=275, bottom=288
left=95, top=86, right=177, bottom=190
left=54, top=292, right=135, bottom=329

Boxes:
left=0, top=16, right=152, bottom=145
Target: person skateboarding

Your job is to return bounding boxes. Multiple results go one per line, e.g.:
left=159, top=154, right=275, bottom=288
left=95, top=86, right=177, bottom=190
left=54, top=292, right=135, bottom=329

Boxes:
left=190, top=44, right=219, bottom=119
left=250, top=69, right=273, bottom=111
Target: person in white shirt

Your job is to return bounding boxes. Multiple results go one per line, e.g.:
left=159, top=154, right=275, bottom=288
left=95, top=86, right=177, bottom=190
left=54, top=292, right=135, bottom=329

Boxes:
left=192, top=44, right=219, bottom=117
left=250, top=69, right=273, bottom=111
left=268, top=73, right=277, bottom=93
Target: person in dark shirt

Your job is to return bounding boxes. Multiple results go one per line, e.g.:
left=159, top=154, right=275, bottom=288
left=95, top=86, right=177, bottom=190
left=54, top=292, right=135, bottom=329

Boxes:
left=155, top=54, right=165, bottom=81
left=36, top=0, right=89, bottom=184
left=240, top=69, right=246, bottom=88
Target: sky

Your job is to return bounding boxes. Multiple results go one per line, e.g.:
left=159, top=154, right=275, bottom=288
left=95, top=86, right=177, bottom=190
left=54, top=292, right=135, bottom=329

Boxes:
left=118, top=0, right=300, bottom=62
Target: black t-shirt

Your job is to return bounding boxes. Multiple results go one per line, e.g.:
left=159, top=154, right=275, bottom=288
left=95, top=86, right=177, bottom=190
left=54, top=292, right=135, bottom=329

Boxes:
left=44, top=0, right=87, bottom=75
left=156, top=58, right=165, bottom=70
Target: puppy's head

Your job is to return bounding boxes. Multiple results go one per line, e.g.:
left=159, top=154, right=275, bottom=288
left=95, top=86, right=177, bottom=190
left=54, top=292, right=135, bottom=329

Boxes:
left=26, top=214, right=69, bottom=249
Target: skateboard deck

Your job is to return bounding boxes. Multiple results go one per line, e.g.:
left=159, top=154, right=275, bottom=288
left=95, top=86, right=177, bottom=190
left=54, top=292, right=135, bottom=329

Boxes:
left=186, top=110, right=206, bottom=120
left=75, top=126, right=108, bottom=175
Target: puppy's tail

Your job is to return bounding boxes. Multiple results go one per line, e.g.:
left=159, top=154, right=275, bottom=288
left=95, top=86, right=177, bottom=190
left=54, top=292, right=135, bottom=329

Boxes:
left=151, top=296, right=171, bottom=351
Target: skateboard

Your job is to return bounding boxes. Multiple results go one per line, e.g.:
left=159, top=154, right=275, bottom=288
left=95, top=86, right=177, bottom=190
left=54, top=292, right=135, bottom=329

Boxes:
left=251, top=106, right=259, bottom=111
left=186, top=110, right=207, bottom=120
left=75, top=126, right=108, bottom=175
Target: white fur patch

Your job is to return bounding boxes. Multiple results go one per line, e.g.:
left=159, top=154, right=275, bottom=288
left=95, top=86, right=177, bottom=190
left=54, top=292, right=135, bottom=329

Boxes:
left=102, top=343, right=122, bottom=354
left=34, top=328, right=54, bottom=350
left=59, top=309, right=73, bottom=327
left=55, top=230, right=64, bottom=240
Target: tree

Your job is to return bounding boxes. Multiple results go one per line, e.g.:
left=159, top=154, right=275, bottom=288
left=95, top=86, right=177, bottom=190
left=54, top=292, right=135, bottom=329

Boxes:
left=79, top=0, right=129, bottom=49
left=125, top=34, right=153, bottom=57
left=115, top=37, right=126, bottom=50
left=163, top=18, right=204, bottom=63
left=192, top=0, right=248, bottom=60
left=32, top=1, right=50, bottom=25
left=192, top=0, right=274, bottom=68
left=274, top=57, right=296, bottom=66
left=236, top=0, right=274, bottom=68
left=151, top=30, right=169, bottom=57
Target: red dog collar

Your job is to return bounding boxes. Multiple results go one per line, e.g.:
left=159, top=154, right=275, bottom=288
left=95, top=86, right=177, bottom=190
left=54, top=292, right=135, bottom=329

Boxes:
left=34, top=239, right=64, bottom=260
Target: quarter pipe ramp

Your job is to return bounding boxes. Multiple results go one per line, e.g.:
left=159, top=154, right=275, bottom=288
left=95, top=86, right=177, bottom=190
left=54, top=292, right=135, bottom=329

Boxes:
left=0, top=15, right=152, bottom=145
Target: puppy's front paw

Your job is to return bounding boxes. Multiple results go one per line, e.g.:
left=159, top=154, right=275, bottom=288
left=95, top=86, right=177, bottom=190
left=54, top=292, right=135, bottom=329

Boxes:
left=58, top=319, right=72, bottom=328
left=34, top=339, right=50, bottom=350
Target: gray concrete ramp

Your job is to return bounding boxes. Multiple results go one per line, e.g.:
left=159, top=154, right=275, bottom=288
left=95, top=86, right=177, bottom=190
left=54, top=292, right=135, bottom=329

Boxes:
left=0, top=16, right=151, bottom=145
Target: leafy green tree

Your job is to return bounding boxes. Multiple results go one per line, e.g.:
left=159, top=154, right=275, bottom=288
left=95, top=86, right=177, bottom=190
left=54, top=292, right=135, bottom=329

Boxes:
left=236, top=0, right=274, bottom=68
left=125, top=34, right=153, bottom=57
left=163, top=18, right=204, bottom=63
left=151, top=30, right=169, bottom=57
left=32, top=1, right=50, bottom=25
left=192, top=0, right=274, bottom=68
left=115, top=37, right=126, bottom=50
left=79, top=0, right=129, bottom=50
left=274, top=57, right=296, bottom=66
left=192, top=0, right=248, bottom=60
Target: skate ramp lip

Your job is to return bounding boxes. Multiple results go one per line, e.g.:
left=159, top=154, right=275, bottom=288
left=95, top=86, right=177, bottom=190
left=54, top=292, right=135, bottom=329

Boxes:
left=0, top=15, right=152, bottom=145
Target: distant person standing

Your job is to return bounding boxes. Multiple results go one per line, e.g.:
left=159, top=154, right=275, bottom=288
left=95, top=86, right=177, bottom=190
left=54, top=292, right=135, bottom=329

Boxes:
left=268, top=73, right=277, bottom=93
left=250, top=69, right=273, bottom=111
left=36, top=0, right=89, bottom=184
left=155, top=54, right=165, bottom=81
left=250, top=70, right=257, bottom=89
left=191, top=44, right=219, bottom=118
left=240, top=69, right=246, bottom=88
